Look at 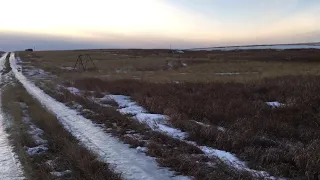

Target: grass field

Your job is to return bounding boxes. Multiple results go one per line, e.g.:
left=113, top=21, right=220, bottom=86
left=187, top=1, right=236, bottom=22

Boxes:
left=14, top=49, right=320, bottom=179
left=17, top=49, right=320, bottom=83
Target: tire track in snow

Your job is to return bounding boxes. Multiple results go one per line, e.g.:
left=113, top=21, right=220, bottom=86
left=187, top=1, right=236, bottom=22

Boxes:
left=0, top=53, right=24, bottom=180
left=10, top=53, right=189, bottom=180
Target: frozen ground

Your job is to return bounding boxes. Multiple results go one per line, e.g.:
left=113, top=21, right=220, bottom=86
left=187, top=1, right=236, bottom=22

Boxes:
left=0, top=53, right=24, bottom=179
left=10, top=53, right=189, bottom=180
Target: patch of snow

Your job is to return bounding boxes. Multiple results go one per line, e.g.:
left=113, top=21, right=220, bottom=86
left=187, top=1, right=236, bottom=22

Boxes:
left=200, top=146, right=245, bottom=169
left=192, top=144, right=280, bottom=179
left=215, top=72, right=259, bottom=76
left=192, top=120, right=211, bottom=127
left=0, top=53, right=24, bottom=179
left=106, top=95, right=147, bottom=114
left=136, top=146, right=148, bottom=153
left=20, top=103, right=47, bottom=145
left=176, top=50, right=184, bottom=54
left=11, top=53, right=190, bottom=180
left=120, top=106, right=146, bottom=115
left=107, top=95, right=187, bottom=140
left=50, top=170, right=72, bottom=177
left=135, top=113, right=168, bottom=124
left=15, top=57, right=23, bottom=64
left=45, top=160, right=55, bottom=169
left=66, top=87, right=81, bottom=96
left=266, top=102, right=282, bottom=108
left=157, top=124, right=187, bottom=139
left=25, top=68, right=49, bottom=77
left=60, top=66, right=74, bottom=70
left=217, top=126, right=226, bottom=132
left=124, top=133, right=144, bottom=141
left=116, top=69, right=128, bottom=73
left=28, top=124, right=47, bottom=145
left=71, top=102, right=83, bottom=110
left=215, top=72, right=242, bottom=75
left=26, top=145, right=48, bottom=156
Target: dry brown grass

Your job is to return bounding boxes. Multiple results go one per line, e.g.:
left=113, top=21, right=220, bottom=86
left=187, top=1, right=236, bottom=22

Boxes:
left=70, top=77, right=320, bottom=179
left=17, top=49, right=320, bottom=83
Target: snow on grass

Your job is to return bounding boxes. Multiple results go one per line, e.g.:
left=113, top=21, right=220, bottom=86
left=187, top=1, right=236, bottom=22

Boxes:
left=108, top=95, right=147, bottom=114
left=103, top=95, right=187, bottom=140
left=199, top=146, right=246, bottom=169
left=192, top=121, right=226, bottom=132
left=11, top=53, right=190, bottom=180
left=215, top=72, right=259, bottom=76
left=106, top=94, right=280, bottom=179
left=50, top=170, right=72, bottom=177
left=266, top=102, right=282, bottom=108
left=136, top=146, right=148, bottom=153
left=215, top=72, right=242, bottom=75
left=26, top=145, right=48, bottom=156
left=217, top=126, right=226, bottom=132
left=20, top=102, right=48, bottom=156
left=60, top=66, right=74, bottom=70
left=20, top=103, right=47, bottom=145
left=192, top=120, right=211, bottom=127
left=66, top=87, right=82, bottom=96
left=23, top=68, right=56, bottom=80
left=0, top=53, right=24, bottom=179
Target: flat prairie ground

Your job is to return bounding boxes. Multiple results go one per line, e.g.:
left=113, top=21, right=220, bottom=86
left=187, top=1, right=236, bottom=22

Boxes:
left=17, top=49, right=320, bottom=82
left=13, top=49, right=320, bottom=180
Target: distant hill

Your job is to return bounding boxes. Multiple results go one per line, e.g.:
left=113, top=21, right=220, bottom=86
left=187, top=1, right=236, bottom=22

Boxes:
left=188, top=42, right=320, bottom=51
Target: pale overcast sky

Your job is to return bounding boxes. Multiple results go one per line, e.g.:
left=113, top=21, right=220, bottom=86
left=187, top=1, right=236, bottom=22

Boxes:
left=0, top=0, right=319, bottom=51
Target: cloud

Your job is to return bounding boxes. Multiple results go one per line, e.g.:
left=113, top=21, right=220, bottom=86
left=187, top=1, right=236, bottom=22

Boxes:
left=0, top=0, right=319, bottom=49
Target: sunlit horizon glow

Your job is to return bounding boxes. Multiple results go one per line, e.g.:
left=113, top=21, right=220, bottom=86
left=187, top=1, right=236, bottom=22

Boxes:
left=0, top=0, right=320, bottom=50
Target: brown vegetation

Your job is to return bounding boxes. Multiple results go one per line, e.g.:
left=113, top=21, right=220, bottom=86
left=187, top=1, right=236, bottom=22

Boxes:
left=71, top=76, right=320, bottom=179
left=17, top=49, right=320, bottom=83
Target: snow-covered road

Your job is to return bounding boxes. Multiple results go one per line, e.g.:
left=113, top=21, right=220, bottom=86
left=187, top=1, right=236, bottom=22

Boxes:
left=0, top=53, right=24, bottom=180
left=10, top=52, right=189, bottom=180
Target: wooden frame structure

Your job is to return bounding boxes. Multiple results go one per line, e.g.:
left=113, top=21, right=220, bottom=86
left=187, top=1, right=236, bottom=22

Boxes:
left=73, top=54, right=97, bottom=71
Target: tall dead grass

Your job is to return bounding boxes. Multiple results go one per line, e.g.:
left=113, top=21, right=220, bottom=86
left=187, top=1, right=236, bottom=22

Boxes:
left=71, top=76, right=320, bottom=179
